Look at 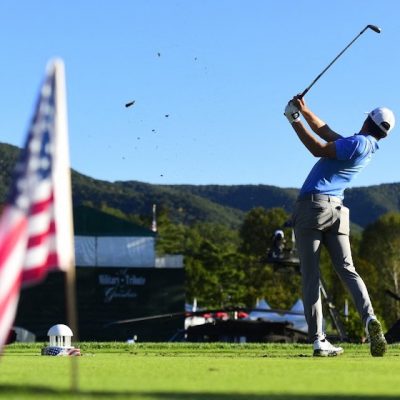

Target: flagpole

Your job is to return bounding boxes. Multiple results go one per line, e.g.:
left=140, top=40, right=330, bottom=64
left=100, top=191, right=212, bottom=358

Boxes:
left=65, top=261, right=79, bottom=392
left=52, top=59, right=80, bottom=392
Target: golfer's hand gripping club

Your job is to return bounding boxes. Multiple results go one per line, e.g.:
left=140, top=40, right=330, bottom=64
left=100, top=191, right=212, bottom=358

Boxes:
left=284, top=101, right=300, bottom=124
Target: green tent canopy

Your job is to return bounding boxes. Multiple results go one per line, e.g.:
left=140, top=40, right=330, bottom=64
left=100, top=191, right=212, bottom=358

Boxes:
left=73, top=205, right=156, bottom=237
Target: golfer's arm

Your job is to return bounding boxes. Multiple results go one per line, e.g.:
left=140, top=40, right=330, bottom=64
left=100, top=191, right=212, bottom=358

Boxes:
left=301, top=108, right=342, bottom=142
left=291, top=121, right=336, bottom=158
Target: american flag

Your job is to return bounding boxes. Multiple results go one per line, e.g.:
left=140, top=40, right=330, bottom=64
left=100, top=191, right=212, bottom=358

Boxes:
left=41, top=346, right=81, bottom=356
left=0, top=60, right=75, bottom=351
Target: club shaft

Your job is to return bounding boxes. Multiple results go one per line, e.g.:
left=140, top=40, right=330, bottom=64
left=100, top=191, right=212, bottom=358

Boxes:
left=300, top=26, right=370, bottom=98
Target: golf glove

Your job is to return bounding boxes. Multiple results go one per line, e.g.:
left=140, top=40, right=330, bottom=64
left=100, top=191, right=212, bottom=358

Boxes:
left=284, top=102, right=300, bottom=124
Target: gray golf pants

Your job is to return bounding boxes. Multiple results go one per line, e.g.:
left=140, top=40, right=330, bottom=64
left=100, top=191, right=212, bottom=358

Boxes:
left=293, top=194, right=375, bottom=341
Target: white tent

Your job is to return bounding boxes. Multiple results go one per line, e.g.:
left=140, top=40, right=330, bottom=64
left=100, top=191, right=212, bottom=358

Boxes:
left=247, top=298, right=284, bottom=322
left=256, top=298, right=271, bottom=310
left=247, top=298, right=309, bottom=334
left=282, top=298, right=308, bottom=333
left=291, top=298, right=305, bottom=313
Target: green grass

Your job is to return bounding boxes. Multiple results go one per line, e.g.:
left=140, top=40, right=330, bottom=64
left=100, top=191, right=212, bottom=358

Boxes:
left=0, top=343, right=400, bottom=399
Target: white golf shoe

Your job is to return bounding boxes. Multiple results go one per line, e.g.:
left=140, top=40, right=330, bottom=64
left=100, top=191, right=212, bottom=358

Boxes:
left=313, top=338, right=344, bottom=357
left=366, top=317, right=387, bottom=357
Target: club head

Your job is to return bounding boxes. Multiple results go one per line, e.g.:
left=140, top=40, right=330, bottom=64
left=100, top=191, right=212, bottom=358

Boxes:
left=367, top=24, right=381, bottom=33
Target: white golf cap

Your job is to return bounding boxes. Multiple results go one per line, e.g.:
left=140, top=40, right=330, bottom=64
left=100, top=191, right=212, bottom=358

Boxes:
left=369, top=107, right=395, bottom=134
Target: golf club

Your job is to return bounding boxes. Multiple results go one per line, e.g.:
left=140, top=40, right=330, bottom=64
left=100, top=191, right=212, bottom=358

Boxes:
left=299, top=24, right=381, bottom=98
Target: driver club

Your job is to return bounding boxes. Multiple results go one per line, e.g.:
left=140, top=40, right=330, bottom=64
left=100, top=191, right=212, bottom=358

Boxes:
left=299, top=24, right=381, bottom=99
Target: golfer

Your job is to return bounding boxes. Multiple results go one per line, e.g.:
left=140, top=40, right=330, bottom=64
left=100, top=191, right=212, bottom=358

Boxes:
left=284, top=95, right=394, bottom=357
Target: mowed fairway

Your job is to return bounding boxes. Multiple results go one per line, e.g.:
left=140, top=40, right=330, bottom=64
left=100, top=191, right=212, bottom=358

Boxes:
left=0, top=343, right=399, bottom=399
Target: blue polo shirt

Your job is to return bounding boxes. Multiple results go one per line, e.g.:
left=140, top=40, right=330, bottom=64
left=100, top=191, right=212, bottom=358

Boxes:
left=299, top=134, right=379, bottom=199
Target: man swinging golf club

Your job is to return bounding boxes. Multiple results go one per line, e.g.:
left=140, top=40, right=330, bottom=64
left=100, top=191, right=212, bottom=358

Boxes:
left=284, top=96, right=394, bottom=357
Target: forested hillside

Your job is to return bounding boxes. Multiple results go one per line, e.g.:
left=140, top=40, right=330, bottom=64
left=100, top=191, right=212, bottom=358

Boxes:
left=1, top=142, right=400, bottom=227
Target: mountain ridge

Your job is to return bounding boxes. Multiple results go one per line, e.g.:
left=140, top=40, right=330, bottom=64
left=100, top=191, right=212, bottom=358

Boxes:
left=1, top=142, right=399, bottom=228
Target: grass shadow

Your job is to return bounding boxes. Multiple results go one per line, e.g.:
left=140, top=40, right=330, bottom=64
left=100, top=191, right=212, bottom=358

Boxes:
left=0, top=385, right=399, bottom=400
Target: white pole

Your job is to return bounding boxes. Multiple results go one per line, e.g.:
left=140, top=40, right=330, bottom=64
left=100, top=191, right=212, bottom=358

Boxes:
left=51, top=59, right=79, bottom=392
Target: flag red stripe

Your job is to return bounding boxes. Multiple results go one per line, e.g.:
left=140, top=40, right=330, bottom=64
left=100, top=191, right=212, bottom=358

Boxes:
left=22, top=267, right=47, bottom=284
left=26, top=220, right=56, bottom=248
left=0, top=214, right=27, bottom=268
left=47, top=252, right=59, bottom=267
left=22, top=252, right=59, bottom=283
left=0, top=271, right=21, bottom=324
left=30, top=193, right=54, bottom=215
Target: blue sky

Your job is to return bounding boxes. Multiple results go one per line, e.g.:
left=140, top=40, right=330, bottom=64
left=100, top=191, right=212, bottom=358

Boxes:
left=1, top=1, right=399, bottom=188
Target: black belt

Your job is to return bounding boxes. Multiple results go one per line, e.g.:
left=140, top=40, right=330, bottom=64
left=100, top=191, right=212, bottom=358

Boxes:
left=297, top=193, right=343, bottom=204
